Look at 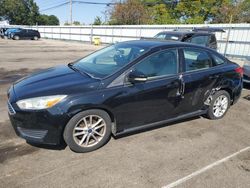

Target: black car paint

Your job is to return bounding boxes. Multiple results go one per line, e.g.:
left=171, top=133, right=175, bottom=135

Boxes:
left=152, top=31, right=218, bottom=50
left=11, top=29, right=40, bottom=40
left=8, top=41, right=242, bottom=145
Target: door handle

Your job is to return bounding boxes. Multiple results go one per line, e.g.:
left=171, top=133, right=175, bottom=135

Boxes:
left=177, top=74, right=185, bottom=98
left=209, top=75, right=219, bottom=79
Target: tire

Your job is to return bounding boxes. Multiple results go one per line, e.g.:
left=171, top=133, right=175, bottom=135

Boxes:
left=206, top=90, right=231, bottom=120
left=33, top=36, right=38, bottom=40
left=13, top=35, right=20, bottom=40
left=63, top=109, right=112, bottom=153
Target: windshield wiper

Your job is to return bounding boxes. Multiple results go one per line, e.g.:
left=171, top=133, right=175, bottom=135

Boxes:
left=68, top=63, right=100, bottom=80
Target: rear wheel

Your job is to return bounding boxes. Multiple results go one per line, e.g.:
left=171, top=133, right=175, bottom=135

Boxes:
left=63, top=110, right=112, bottom=153
left=207, top=90, right=230, bottom=120
left=33, top=36, right=39, bottom=40
left=13, top=35, right=20, bottom=40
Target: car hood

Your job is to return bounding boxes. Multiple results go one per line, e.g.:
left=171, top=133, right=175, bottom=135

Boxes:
left=13, top=65, right=101, bottom=100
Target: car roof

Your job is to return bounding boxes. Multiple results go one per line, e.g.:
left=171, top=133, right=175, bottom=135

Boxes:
left=157, top=31, right=213, bottom=36
left=119, top=40, right=213, bottom=50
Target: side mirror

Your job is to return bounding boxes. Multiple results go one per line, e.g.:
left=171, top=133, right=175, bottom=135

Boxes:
left=128, top=70, right=148, bottom=84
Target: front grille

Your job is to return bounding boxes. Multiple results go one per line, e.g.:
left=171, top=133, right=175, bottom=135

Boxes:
left=7, top=101, right=16, bottom=115
left=17, top=127, right=48, bottom=139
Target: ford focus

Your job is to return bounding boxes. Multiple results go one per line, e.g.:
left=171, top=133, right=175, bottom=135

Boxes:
left=7, top=40, right=243, bottom=153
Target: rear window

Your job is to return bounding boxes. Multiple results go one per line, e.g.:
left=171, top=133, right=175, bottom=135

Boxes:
left=183, top=48, right=212, bottom=72
left=154, top=33, right=181, bottom=41
left=211, top=54, right=226, bottom=66
left=187, top=35, right=209, bottom=46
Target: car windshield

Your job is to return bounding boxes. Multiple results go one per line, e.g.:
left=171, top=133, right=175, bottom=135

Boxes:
left=73, top=43, right=149, bottom=78
left=154, top=33, right=181, bottom=41
left=5, top=28, right=19, bottom=33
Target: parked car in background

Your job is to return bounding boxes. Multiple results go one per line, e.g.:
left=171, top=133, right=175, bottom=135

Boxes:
left=3, top=28, right=21, bottom=39
left=7, top=28, right=23, bottom=39
left=7, top=40, right=243, bottom=153
left=143, top=28, right=225, bottom=50
left=243, top=62, right=250, bottom=84
left=10, top=29, right=40, bottom=40
left=0, top=27, right=10, bottom=38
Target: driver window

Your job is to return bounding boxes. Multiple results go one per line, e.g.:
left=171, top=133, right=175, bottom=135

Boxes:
left=133, top=49, right=178, bottom=79
left=94, top=49, right=118, bottom=65
left=94, top=47, right=145, bottom=66
left=188, top=35, right=209, bottom=46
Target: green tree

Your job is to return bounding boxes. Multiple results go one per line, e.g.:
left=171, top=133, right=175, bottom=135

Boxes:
left=64, top=21, right=70, bottom=26
left=93, top=16, right=102, bottom=25
left=0, top=0, right=59, bottom=25
left=149, top=4, right=177, bottom=24
left=212, top=0, right=250, bottom=23
left=174, top=0, right=229, bottom=24
left=107, top=0, right=249, bottom=25
left=239, top=0, right=250, bottom=23
left=38, top=15, right=59, bottom=25
left=73, top=21, right=81, bottom=25
left=109, top=0, right=150, bottom=25
left=0, top=0, right=40, bottom=25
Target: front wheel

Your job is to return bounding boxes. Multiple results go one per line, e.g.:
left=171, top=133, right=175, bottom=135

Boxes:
left=33, top=36, right=39, bottom=40
left=63, top=110, right=112, bottom=153
left=13, top=35, right=20, bottom=40
left=206, top=90, right=230, bottom=120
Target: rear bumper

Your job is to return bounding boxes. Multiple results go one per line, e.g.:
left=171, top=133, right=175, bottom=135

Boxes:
left=243, top=74, right=250, bottom=83
left=8, top=102, right=69, bottom=145
left=231, top=78, right=243, bottom=105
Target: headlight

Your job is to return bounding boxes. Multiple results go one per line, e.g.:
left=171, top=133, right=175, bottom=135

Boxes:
left=17, top=95, right=67, bottom=110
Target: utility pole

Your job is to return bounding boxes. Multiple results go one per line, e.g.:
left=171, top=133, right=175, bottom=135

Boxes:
left=224, top=14, right=233, bottom=56
left=70, top=0, right=72, bottom=25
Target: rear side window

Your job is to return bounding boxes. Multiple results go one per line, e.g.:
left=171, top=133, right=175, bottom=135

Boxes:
left=134, top=49, right=178, bottom=78
left=188, top=35, right=209, bottom=46
left=154, top=33, right=166, bottom=39
left=183, top=48, right=212, bottom=72
left=210, top=35, right=216, bottom=43
left=211, top=54, right=226, bottom=66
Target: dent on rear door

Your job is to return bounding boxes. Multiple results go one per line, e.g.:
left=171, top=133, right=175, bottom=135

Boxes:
left=180, top=68, right=223, bottom=114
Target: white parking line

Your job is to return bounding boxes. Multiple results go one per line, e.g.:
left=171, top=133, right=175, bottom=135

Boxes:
left=162, top=146, right=250, bottom=188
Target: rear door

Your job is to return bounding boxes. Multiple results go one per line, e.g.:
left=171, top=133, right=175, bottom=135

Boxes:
left=176, top=47, right=223, bottom=115
left=18, top=29, right=27, bottom=39
left=29, top=30, right=37, bottom=39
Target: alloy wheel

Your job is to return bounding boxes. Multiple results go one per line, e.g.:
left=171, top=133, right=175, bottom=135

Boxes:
left=212, top=95, right=229, bottom=118
left=73, top=115, right=106, bottom=147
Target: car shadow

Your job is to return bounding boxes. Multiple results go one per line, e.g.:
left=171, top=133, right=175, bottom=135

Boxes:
left=114, top=116, right=201, bottom=139
left=243, top=83, right=250, bottom=90
left=27, top=141, right=67, bottom=151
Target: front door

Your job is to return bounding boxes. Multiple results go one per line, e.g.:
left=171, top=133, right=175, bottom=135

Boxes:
left=108, top=48, right=183, bottom=132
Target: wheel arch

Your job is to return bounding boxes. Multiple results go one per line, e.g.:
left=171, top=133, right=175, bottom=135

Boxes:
left=66, top=106, right=117, bottom=134
left=219, top=87, right=233, bottom=104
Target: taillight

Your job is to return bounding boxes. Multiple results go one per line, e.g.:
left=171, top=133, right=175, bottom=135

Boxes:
left=235, top=67, right=243, bottom=77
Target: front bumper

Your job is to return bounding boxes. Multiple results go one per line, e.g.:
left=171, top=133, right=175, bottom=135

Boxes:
left=8, top=101, right=69, bottom=145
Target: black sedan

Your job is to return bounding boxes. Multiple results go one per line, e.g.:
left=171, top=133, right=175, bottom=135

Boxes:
left=10, top=29, right=40, bottom=40
left=7, top=40, right=243, bottom=153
